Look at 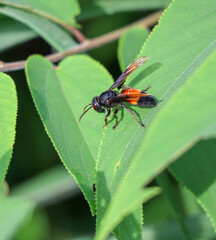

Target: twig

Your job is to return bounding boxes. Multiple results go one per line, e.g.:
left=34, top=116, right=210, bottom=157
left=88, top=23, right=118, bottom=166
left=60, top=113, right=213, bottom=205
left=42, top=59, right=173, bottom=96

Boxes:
left=0, top=11, right=162, bottom=73
left=61, top=24, right=86, bottom=42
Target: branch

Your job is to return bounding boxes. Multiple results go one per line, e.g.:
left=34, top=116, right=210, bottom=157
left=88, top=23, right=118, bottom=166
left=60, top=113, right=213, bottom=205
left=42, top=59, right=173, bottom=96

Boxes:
left=0, top=11, right=162, bottom=73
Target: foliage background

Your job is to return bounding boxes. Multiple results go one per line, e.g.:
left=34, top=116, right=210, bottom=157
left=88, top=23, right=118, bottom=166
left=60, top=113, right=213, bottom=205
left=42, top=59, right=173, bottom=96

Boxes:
left=0, top=0, right=216, bottom=240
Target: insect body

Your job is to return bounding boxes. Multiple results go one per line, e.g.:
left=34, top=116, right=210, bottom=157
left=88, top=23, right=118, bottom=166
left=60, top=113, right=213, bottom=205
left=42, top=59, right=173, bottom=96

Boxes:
left=79, top=56, right=157, bottom=129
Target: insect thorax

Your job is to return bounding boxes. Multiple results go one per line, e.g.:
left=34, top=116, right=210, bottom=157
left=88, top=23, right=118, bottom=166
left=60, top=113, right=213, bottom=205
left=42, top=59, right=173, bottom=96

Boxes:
left=99, top=91, right=118, bottom=108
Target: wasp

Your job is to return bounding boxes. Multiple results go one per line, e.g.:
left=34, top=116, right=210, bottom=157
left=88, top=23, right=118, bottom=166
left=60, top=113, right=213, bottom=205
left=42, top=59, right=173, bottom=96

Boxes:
left=79, top=56, right=157, bottom=129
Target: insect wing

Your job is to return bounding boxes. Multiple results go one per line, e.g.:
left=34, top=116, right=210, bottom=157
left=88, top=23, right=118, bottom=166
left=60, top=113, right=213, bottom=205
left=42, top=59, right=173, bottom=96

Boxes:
left=108, top=56, right=149, bottom=91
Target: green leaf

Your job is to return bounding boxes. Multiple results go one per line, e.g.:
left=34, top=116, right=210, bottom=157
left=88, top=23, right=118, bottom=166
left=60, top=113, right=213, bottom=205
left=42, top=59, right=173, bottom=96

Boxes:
left=56, top=55, right=113, bottom=160
left=142, top=214, right=215, bottom=240
left=25, top=55, right=113, bottom=214
left=0, top=16, right=36, bottom=52
left=11, top=166, right=79, bottom=206
left=0, top=6, right=76, bottom=51
left=95, top=0, right=216, bottom=238
left=156, top=172, right=191, bottom=240
left=0, top=0, right=80, bottom=25
left=78, top=0, right=170, bottom=21
left=170, top=138, right=216, bottom=230
left=0, top=196, right=35, bottom=240
left=113, top=206, right=143, bottom=240
left=98, top=44, right=216, bottom=240
left=0, top=73, right=17, bottom=185
left=118, top=27, right=149, bottom=71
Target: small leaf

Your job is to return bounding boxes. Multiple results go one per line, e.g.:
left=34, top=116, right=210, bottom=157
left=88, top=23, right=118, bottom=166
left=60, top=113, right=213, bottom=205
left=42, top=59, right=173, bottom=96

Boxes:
left=118, top=27, right=149, bottom=71
left=0, top=73, right=17, bottom=184
left=0, top=0, right=80, bottom=25
left=0, top=16, right=36, bottom=52
left=0, top=6, right=76, bottom=51
left=0, top=196, right=35, bottom=240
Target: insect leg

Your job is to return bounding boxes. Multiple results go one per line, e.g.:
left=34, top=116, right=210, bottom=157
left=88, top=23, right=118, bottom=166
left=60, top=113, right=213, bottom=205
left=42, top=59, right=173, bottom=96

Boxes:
left=121, top=85, right=151, bottom=92
left=121, top=84, right=132, bottom=90
left=143, top=85, right=151, bottom=92
left=103, top=108, right=111, bottom=128
left=112, top=105, right=119, bottom=129
left=120, top=103, right=145, bottom=127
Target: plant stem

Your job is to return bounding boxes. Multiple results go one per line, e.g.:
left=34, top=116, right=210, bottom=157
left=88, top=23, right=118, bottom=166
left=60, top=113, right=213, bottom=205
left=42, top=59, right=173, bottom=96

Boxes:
left=0, top=11, right=162, bottom=73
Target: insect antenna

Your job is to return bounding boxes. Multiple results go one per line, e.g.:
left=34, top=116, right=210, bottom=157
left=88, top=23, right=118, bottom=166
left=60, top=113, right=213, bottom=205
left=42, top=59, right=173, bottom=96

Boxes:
left=79, top=104, right=93, bottom=122
left=83, top=103, right=92, bottom=112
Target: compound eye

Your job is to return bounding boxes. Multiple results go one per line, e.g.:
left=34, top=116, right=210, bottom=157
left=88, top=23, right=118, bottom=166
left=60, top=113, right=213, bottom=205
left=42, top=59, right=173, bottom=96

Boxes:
left=93, top=104, right=98, bottom=111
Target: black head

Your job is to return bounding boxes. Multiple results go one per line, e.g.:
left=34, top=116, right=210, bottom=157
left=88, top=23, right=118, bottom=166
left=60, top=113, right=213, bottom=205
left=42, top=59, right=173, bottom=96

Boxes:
left=79, top=96, right=105, bottom=122
left=92, top=96, right=105, bottom=113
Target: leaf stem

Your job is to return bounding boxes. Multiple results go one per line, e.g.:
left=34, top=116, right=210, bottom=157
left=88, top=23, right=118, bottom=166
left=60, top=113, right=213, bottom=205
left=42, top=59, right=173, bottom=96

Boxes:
left=0, top=11, right=162, bottom=73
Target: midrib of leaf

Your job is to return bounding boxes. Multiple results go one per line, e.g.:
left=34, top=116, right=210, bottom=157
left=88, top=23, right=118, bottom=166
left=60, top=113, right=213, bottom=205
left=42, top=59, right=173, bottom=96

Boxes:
left=46, top=69, right=95, bottom=187
left=200, top=122, right=216, bottom=138
left=108, top=39, right=216, bottom=189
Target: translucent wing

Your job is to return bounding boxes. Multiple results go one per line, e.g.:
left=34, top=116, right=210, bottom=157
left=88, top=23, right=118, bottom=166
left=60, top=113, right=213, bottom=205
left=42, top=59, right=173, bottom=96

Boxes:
left=108, top=56, right=149, bottom=91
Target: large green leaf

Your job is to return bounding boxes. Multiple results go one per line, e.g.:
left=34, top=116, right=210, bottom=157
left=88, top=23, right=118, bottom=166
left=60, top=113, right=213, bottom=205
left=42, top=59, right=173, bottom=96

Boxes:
left=97, top=46, right=216, bottom=239
left=0, top=73, right=17, bottom=184
left=25, top=55, right=113, bottom=214
left=95, top=0, right=216, bottom=238
left=78, top=0, right=170, bottom=21
left=0, top=0, right=80, bottom=25
left=0, top=16, right=36, bottom=52
left=0, top=196, right=35, bottom=240
left=0, top=6, right=76, bottom=51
